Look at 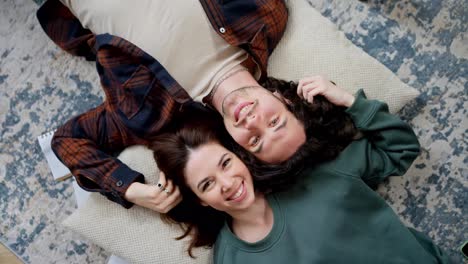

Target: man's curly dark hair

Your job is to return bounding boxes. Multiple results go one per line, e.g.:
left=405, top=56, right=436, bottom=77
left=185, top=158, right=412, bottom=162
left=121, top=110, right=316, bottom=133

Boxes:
left=231, top=77, right=360, bottom=193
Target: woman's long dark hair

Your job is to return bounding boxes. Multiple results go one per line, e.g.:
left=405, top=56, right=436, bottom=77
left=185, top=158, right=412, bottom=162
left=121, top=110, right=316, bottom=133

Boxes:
left=149, top=104, right=232, bottom=258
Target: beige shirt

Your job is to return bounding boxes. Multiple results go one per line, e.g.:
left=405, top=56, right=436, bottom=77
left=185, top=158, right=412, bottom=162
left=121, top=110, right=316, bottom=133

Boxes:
left=60, top=0, right=260, bottom=102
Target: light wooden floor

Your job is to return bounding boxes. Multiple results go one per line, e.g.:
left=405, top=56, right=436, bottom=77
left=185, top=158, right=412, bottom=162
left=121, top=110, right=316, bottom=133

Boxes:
left=0, top=243, right=22, bottom=264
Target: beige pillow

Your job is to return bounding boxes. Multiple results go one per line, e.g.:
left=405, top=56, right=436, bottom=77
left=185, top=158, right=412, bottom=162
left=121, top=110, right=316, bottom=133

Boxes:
left=59, top=0, right=418, bottom=114
left=267, top=0, right=419, bottom=113
left=63, top=0, right=420, bottom=263
left=63, top=145, right=212, bottom=264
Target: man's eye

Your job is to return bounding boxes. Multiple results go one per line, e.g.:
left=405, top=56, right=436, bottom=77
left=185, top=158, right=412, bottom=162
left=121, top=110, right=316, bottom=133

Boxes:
left=270, top=117, right=279, bottom=127
left=249, top=136, right=260, bottom=147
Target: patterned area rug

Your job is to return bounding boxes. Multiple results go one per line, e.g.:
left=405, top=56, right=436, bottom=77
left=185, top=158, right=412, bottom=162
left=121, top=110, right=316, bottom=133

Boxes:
left=0, top=0, right=466, bottom=263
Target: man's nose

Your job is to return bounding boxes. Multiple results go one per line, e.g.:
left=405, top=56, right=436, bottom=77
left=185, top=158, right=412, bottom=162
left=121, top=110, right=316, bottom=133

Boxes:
left=244, top=113, right=258, bottom=130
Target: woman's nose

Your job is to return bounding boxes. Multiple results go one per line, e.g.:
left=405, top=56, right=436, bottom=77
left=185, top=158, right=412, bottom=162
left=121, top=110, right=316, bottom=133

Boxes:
left=220, top=177, right=234, bottom=193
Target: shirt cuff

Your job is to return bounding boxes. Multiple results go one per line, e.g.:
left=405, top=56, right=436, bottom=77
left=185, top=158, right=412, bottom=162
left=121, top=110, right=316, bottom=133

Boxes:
left=105, top=164, right=145, bottom=208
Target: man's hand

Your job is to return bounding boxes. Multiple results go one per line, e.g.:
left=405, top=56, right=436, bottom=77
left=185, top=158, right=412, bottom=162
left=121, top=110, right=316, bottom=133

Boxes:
left=297, top=75, right=355, bottom=107
left=124, top=172, right=182, bottom=213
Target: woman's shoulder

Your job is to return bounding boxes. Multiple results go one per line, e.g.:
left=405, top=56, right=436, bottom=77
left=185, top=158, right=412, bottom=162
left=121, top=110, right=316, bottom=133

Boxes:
left=300, top=138, right=370, bottom=180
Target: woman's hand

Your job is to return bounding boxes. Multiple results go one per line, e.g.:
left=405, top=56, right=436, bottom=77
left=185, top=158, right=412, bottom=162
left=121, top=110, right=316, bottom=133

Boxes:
left=297, top=75, right=355, bottom=107
left=124, top=172, right=182, bottom=213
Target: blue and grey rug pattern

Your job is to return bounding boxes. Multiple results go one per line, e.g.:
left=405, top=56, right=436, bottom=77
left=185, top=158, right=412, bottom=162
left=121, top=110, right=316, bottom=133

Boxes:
left=0, top=0, right=466, bottom=263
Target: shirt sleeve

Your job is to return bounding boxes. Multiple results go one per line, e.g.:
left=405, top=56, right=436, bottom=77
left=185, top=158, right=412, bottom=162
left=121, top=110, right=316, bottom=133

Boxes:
left=38, top=0, right=144, bottom=208
left=36, top=0, right=96, bottom=61
left=333, top=89, right=421, bottom=187
left=52, top=104, right=145, bottom=208
left=39, top=0, right=193, bottom=209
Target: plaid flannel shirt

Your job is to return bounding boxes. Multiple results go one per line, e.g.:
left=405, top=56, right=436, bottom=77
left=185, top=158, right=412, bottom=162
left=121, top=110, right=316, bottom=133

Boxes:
left=37, top=0, right=288, bottom=208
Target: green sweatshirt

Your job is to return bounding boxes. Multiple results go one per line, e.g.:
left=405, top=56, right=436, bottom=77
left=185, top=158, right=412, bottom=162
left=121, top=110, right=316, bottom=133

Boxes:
left=213, top=90, right=452, bottom=264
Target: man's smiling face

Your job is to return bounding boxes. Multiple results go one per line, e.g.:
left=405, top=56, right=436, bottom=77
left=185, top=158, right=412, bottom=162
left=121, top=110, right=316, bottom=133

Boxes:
left=221, top=86, right=306, bottom=163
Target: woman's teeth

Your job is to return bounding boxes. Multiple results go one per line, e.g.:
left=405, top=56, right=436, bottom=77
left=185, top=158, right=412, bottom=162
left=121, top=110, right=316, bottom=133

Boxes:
left=230, top=184, right=243, bottom=200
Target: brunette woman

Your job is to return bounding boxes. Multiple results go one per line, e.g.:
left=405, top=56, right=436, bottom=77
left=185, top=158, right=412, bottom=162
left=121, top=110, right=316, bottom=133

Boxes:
left=150, top=78, right=452, bottom=264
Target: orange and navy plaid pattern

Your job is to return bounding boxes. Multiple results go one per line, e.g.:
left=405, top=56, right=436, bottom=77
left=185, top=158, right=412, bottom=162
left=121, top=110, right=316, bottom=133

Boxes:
left=37, top=0, right=288, bottom=208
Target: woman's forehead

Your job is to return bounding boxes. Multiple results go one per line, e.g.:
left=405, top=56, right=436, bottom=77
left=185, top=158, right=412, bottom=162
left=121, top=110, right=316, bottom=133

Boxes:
left=184, top=142, right=228, bottom=182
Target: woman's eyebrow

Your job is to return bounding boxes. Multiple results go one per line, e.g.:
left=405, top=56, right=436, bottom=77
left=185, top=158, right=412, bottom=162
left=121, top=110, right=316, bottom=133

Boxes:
left=218, top=153, right=228, bottom=167
left=196, top=153, right=229, bottom=190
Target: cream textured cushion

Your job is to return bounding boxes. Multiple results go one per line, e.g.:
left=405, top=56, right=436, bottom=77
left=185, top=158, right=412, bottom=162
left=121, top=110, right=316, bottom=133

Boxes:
left=267, top=0, right=419, bottom=113
left=63, top=145, right=212, bottom=264
left=62, top=1, right=420, bottom=263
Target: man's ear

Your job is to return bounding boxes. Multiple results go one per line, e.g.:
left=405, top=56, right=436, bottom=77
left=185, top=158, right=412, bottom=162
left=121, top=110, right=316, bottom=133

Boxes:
left=273, top=90, right=292, bottom=105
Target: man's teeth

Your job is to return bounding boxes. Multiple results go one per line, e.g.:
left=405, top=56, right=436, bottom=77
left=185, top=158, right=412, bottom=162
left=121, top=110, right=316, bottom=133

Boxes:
left=230, top=185, right=243, bottom=200
left=239, top=104, right=250, bottom=117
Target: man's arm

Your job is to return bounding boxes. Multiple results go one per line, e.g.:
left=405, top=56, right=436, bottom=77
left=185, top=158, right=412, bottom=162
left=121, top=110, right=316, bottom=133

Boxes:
left=38, top=0, right=187, bottom=210
left=37, top=0, right=96, bottom=60
left=52, top=104, right=146, bottom=208
left=38, top=0, right=144, bottom=207
left=52, top=103, right=182, bottom=212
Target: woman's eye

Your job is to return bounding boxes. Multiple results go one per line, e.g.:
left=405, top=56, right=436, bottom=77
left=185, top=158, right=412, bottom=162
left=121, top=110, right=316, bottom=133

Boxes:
left=249, top=136, right=260, bottom=147
left=222, top=158, right=231, bottom=169
left=202, top=180, right=213, bottom=191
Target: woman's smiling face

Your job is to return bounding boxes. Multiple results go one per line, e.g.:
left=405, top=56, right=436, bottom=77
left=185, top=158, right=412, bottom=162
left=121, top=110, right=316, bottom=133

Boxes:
left=184, top=141, right=256, bottom=214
